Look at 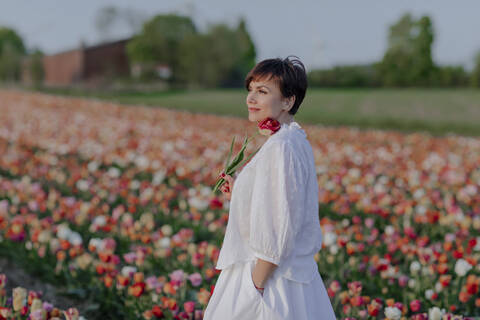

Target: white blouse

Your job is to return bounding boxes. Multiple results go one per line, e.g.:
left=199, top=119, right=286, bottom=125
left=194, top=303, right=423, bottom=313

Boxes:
left=215, top=121, right=323, bottom=283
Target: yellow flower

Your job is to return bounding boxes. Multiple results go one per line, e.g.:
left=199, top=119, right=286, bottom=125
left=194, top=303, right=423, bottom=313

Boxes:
left=12, top=287, right=27, bottom=311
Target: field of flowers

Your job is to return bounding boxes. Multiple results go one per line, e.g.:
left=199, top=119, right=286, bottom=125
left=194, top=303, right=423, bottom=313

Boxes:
left=0, top=89, right=479, bottom=320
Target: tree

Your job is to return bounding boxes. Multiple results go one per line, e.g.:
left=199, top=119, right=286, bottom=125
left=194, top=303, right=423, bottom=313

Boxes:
left=177, top=18, right=257, bottom=88
left=126, top=14, right=197, bottom=83
left=471, top=51, right=480, bottom=88
left=94, top=5, right=147, bottom=41
left=0, top=27, right=26, bottom=82
left=411, top=16, right=435, bottom=86
left=29, top=49, right=45, bottom=88
left=378, top=13, right=436, bottom=87
left=227, top=18, right=257, bottom=87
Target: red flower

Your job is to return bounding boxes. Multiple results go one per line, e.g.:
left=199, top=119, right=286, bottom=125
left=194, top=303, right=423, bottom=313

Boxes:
left=152, top=305, right=164, bottom=318
left=257, top=117, right=281, bottom=136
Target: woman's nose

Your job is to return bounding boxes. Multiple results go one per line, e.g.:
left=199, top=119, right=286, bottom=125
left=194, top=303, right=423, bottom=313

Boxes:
left=247, top=93, right=256, bottom=104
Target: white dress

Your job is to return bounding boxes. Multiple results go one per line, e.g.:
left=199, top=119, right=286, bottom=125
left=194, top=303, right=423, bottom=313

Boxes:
left=203, top=121, right=336, bottom=320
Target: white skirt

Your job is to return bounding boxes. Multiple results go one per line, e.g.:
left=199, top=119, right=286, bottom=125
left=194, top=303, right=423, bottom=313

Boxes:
left=203, top=259, right=337, bottom=320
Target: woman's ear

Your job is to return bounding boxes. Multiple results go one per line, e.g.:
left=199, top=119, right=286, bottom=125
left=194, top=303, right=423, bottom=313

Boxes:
left=283, top=96, right=295, bottom=111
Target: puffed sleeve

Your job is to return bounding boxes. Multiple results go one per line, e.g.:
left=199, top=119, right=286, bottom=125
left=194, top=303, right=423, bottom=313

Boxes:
left=248, top=140, right=306, bottom=266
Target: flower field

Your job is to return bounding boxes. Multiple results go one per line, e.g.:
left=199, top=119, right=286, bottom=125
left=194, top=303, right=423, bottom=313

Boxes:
left=0, top=89, right=479, bottom=320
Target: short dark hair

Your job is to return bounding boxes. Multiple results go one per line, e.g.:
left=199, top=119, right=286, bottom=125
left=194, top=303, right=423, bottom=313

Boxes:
left=245, top=55, right=308, bottom=116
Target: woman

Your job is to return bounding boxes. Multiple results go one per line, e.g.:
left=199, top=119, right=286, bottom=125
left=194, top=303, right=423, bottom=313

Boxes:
left=203, top=56, right=336, bottom=320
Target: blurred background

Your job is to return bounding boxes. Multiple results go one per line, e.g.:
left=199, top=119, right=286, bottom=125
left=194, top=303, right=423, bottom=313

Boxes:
left=1, top=0, right=480, bottom=135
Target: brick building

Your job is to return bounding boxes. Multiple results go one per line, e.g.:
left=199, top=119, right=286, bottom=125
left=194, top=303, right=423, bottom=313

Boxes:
left=22, top=38, right=131, bottom=87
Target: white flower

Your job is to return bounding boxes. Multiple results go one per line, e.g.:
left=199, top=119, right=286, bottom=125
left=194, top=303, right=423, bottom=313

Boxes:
left=425, top=289, right=434, bottom=300
left=385, top=225, right=395, bottom=236
left=158, top=237, right=171, bottom=249
left=410, top=261, right=421, bottom=274
left=76, top=179, right=89, bottom=191
left=408, top=279, right=416, bottom=288
left=87, top=161, right=99, bottom=172
left=454, top=258, right=472, bottom=277
left=160, top=225, right=173, bottom=236
left=475, top=236, right=480, bottom=252
left=68, top=232, right=83, bottom=246
left=135, top=156, right=149, bottom=169
left=152, top=170, right=166, bottom=185
left=188, top=197, right=208, bottom=210
left=323, top=232, right=337, bottom=247
left=89, top=238, right=104, bottom=251
left=57, top=224, right=72, bottom=239
left=93, top=215, right=106, bottom=227
left=329, top=244, right=339, bottom=255
left=428, top=306, right=445, bottom=320
left=129, top=180, right=140, bottom=190
left=108, top=167, right=121, bottom=178
left=384, top=306, right=402, bottom=320
left=121, top=266, right=137, bottom=277
left=413, top=188, right=425, bottom=199
left=434, top=282, right=443, bottom=292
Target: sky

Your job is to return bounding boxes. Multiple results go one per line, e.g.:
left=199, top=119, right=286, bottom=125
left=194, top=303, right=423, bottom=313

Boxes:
left=1, top=0, right=479, bottom=70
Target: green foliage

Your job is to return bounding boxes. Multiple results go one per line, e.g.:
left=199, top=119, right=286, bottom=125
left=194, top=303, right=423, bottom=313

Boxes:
left=471, top=51, right=480, bottom=88
left=127, top=14, right=256, bottom=88
left=29, top=49, right=45, bottom=88
left=308, top=64, right=382, bottom=88
left=126, top=14, right=197, bottom=83
left=378, top=13, right=436, bottom=87
left=432, top=65, right=469, bottom=87
left=178, top=18, right=257, bottom=88
left=0, top=27, right=26, bottom=82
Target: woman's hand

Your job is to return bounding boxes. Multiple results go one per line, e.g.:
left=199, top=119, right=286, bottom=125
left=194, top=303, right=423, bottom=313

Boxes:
left=218, top=173, right=234, bottom=201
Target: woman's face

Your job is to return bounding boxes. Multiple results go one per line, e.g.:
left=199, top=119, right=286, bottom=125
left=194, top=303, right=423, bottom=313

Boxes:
left=246, top=77, right=290, bottom=123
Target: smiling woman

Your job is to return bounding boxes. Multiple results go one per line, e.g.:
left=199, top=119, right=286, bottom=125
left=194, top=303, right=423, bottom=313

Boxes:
left=203, top=56, right=336, bottom=320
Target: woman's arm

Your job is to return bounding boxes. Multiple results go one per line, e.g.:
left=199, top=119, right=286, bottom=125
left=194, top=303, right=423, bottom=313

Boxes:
left=252, top=258, right=278, bottom=288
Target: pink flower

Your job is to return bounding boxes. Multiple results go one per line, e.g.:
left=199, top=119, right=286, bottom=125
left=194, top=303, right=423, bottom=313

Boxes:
left=123, top=252, right=137, bottom=264
left=63, top=308, right=80, bottom=320
left=258, top=117, right=281, bottom=136
left=410, top=299, right=422, bottom=312
left=169, top=270, right=186, bottom=286
left=184, top=301, right=196, bottom=313
left=188, top=273, right=203, bottom=287
left=398, top=275, right=409, bottom=287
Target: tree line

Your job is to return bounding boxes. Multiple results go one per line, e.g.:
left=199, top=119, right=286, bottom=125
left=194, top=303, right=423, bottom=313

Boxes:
left=308, top=13, right=480, bottom=88
left=1, top=11, right=479, bottom=88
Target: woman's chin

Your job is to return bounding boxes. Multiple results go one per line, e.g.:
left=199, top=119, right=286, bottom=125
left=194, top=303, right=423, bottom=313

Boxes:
left=248, top=113, right=263, bottom=122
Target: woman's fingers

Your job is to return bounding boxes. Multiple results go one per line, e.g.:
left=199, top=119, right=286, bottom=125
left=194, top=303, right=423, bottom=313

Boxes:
left=218, top=174, right=233, bottom=199
left=223, top=175, right=234, bottom=188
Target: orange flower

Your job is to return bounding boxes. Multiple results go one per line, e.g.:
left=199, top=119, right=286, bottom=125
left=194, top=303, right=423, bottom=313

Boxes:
left=439, top=275, right=452, bottom=287
left=116, top=275, right=130, bottom=287
left=437, top=263, right=448, bottom=274
left=385, top=298, right=395, bottom=307
left=128, top=282, right=146, bottom=297
left=134, top=272, right=144, bottom=284
left=103, top=275, right=114, bottom=288
left=350, top=296, right=364, bottom=307
left=458, top=291, right=470, bottom=303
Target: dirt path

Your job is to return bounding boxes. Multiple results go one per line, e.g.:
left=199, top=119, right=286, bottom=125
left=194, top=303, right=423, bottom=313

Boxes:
left=0, top=257, right=89, bottom=316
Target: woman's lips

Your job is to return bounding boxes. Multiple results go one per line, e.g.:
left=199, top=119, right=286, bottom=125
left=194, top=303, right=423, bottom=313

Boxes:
left=248, top=107, right=260, bottom=112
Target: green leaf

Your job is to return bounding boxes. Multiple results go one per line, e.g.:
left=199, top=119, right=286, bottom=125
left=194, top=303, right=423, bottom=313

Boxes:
left=227, top=146, right=260, bottom=173
left=225, top=136, right=235, bottom=168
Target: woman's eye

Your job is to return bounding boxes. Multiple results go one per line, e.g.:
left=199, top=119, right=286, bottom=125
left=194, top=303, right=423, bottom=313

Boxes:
left=259, top=90, right=267, bottom=94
